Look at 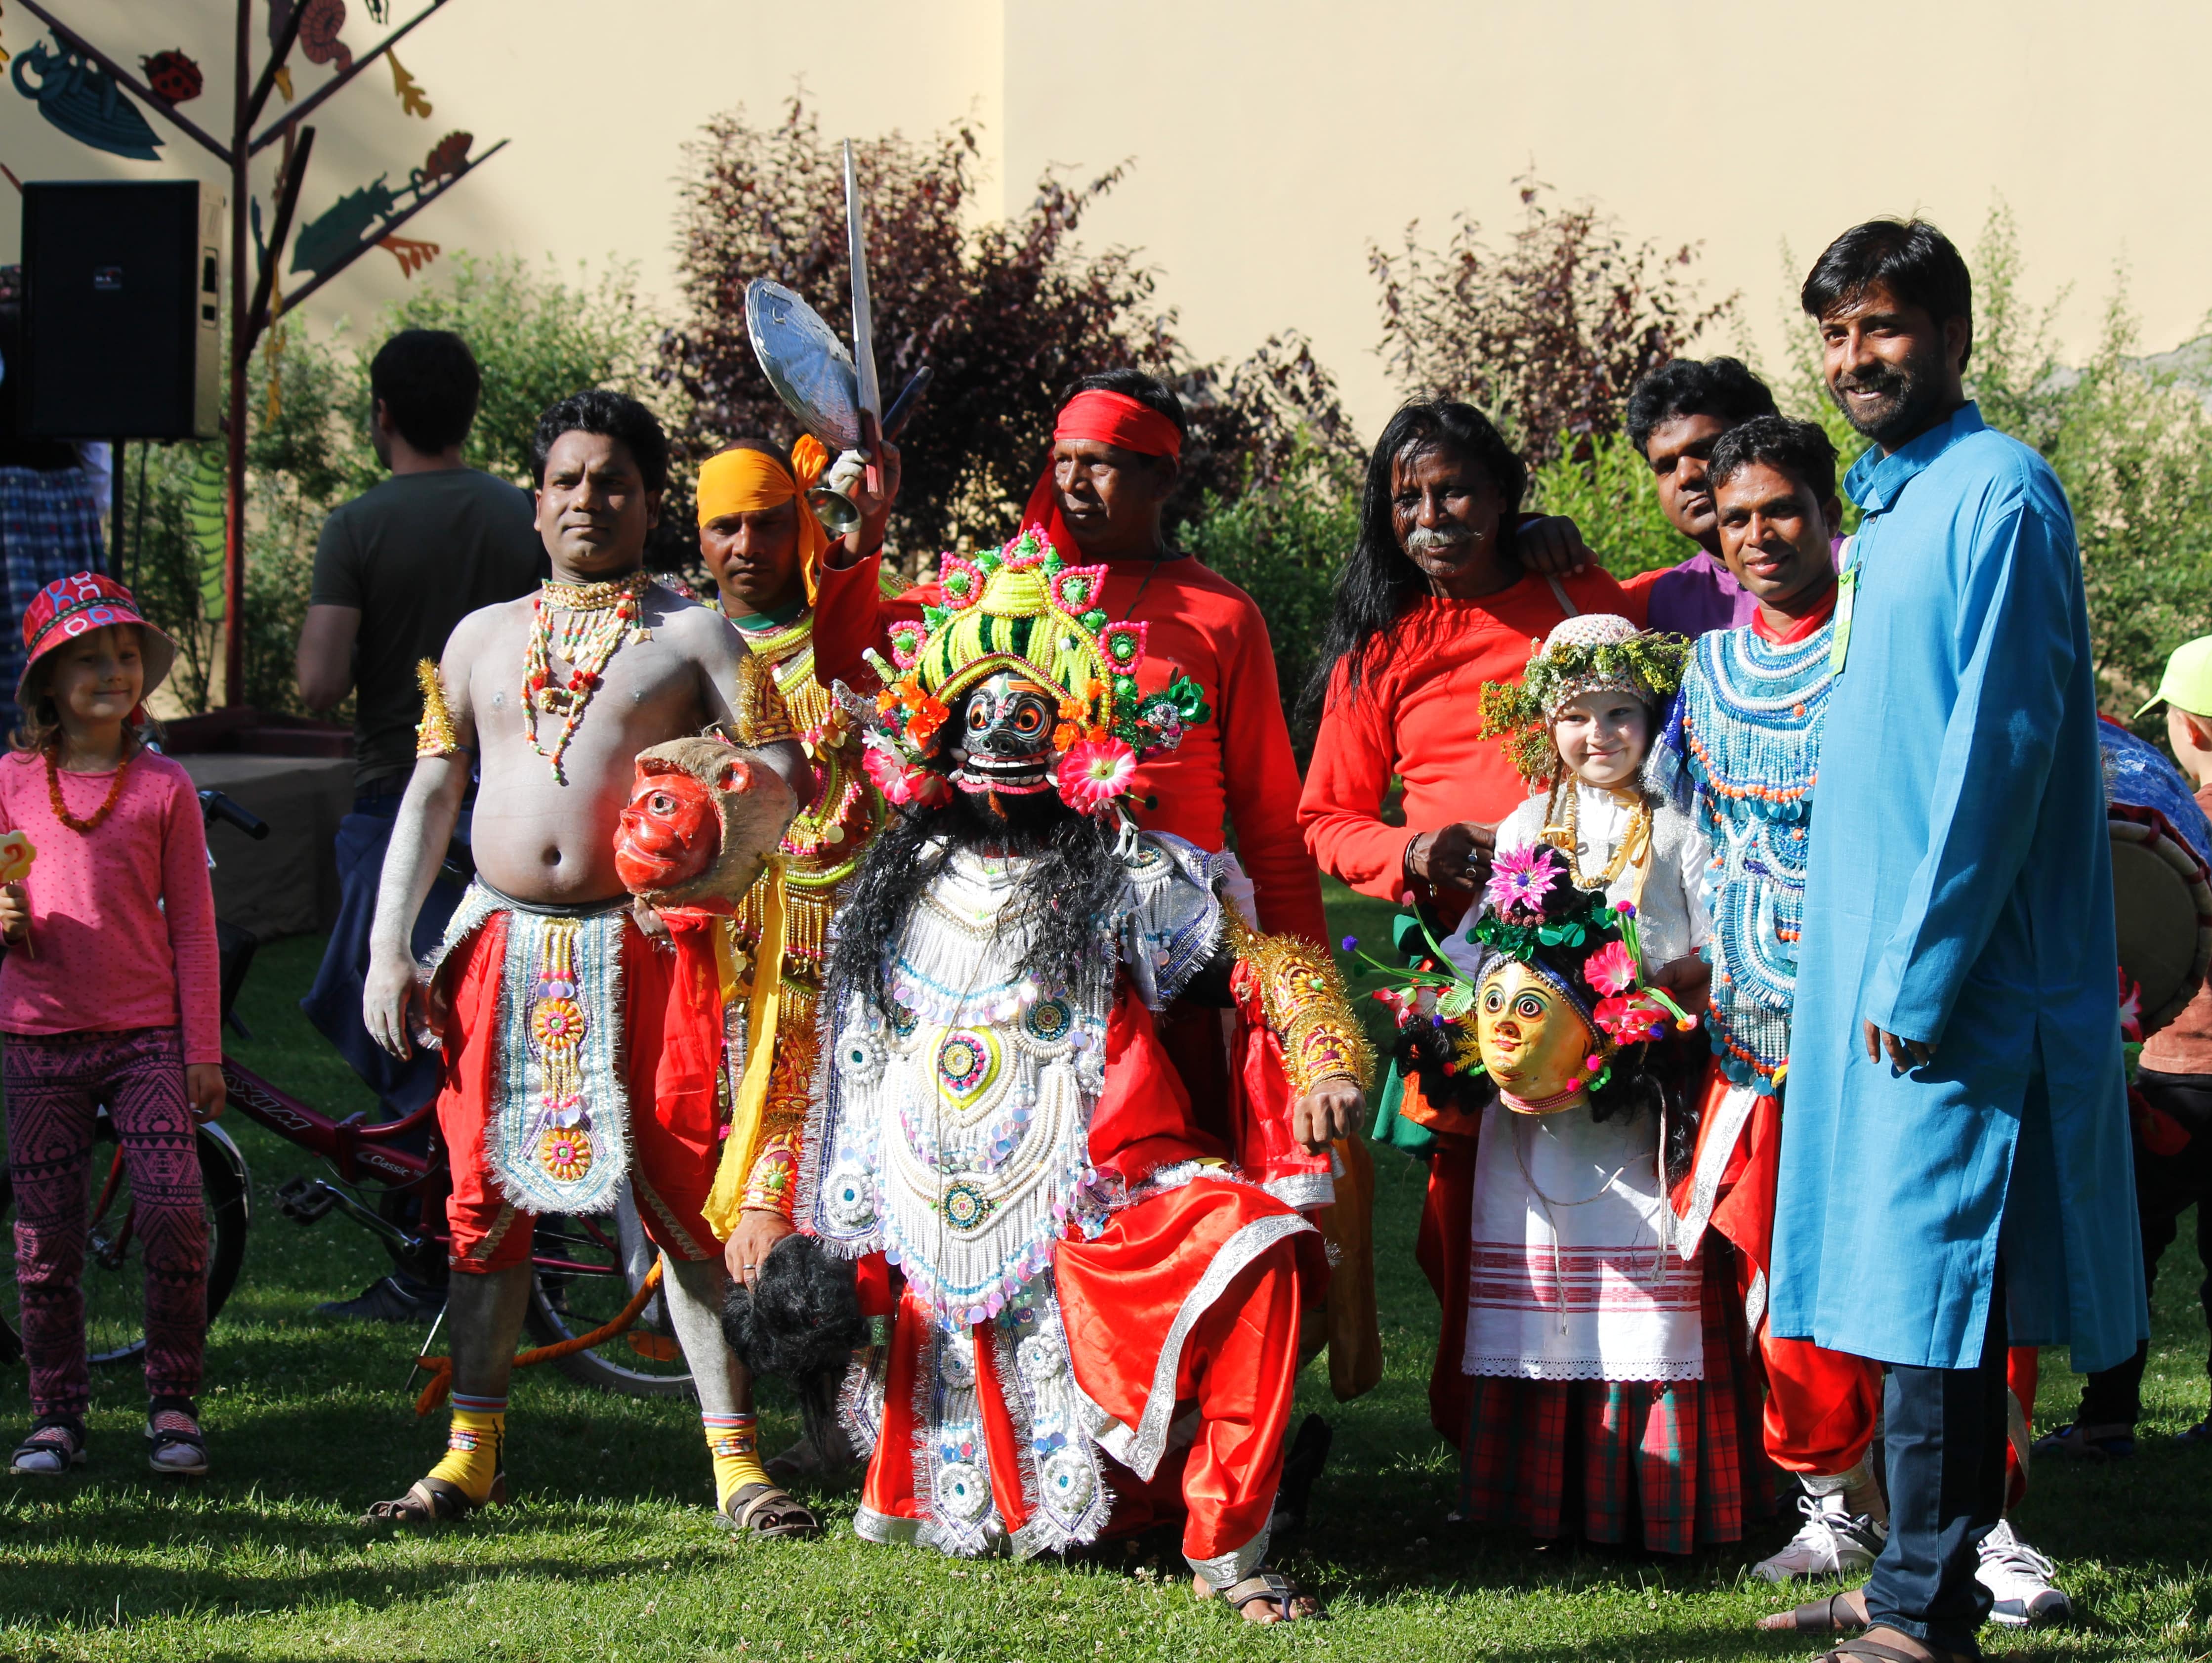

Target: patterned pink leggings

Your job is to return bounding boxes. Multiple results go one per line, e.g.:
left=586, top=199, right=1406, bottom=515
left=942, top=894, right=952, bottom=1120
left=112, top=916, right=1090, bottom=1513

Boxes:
left=5, top=1026, right=205, bottom=1416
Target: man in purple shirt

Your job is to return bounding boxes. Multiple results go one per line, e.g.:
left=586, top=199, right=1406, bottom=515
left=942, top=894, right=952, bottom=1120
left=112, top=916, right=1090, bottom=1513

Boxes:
left=1624, top=357, right=1784, bottom=635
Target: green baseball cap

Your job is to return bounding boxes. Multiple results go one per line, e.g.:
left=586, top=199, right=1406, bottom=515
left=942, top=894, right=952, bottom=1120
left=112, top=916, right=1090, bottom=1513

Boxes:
left=2135, top=635, right=2212, bottom=719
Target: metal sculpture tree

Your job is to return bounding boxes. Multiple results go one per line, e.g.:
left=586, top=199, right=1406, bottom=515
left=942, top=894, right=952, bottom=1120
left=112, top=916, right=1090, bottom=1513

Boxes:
left=6, top=0, right=504, bottom=704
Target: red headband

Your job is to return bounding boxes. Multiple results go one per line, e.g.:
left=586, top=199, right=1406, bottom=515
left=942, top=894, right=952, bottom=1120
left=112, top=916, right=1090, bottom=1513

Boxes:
left=1051, top=389, right=1183, bottom=460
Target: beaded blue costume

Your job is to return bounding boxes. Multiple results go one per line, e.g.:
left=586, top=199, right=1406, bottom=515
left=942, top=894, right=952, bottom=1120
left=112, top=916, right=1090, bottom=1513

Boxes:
left=1662, top=619, right=1835, bottom=1091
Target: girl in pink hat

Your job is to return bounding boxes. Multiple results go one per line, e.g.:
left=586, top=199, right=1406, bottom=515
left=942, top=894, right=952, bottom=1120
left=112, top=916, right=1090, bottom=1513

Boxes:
left=0, top=572, right=222, bottom=1479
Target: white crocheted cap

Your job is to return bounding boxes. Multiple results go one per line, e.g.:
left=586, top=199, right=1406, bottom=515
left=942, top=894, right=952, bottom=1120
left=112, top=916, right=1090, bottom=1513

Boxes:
left=1539, top=612, right=1640, bottom=658
left=1531, top=612, right=1652, bottom=718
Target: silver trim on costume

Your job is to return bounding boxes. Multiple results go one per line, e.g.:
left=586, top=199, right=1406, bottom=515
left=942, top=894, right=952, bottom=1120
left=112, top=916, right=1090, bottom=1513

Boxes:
left=1075, top=1203, right=1315, bottom=1480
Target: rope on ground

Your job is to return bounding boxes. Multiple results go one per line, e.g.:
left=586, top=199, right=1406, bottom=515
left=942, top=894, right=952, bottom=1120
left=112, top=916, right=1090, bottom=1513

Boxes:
left=412, top=1259, right=668, bottom=1416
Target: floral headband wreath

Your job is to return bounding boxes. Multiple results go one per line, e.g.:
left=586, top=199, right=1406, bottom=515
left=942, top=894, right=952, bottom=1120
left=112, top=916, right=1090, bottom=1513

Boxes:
left=859, top=526, right=1212, bottom=817
left=1477, top=613, right=1691, bottom=786
left=1351, top=842, right=1696, bottom=1097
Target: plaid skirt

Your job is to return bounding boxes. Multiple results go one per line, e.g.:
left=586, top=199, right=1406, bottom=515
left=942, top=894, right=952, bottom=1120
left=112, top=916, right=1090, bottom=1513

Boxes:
left=1457, top=1237, right=1772, bottom=1555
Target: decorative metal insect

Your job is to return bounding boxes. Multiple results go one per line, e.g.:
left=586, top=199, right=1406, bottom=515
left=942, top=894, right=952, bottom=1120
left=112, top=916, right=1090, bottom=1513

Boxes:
left=139, top=48, right=203, bottom=104
left=11, top=38, right=161, bottom=159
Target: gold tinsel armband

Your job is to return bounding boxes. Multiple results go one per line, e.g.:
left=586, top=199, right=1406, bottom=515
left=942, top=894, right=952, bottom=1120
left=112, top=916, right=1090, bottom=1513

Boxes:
left=733, top=652, right=800, bottom=747
left=1223, top=912, right=1375, bottom=1097
left=415, top=659, right=460, bottom=758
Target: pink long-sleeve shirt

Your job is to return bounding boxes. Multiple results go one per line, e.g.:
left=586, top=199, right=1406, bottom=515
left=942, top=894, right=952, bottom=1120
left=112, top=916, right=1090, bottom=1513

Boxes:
left=0, top=749, right=220, bottom=1064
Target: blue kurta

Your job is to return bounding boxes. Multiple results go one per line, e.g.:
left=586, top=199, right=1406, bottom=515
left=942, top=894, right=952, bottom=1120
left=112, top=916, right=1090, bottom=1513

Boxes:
left=1771, top=403, right=2145, bottom=1374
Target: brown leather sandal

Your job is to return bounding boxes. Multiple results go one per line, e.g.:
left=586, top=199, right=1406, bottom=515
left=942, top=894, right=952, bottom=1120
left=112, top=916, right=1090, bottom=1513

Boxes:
left=718, top=1481, right=822, bottom=1539
left=362, top=1471, right=508, bottom=1524
left=1218, top=1570, right=1326, bottom=1623
left=1815, top=1636, right=1972, bottom=1663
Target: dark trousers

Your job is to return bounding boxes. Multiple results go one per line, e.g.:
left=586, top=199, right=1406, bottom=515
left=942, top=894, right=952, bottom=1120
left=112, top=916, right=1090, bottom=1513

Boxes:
left=5, top=1027, right=205, bottom=1416
left=2076, top=1070, right=2212, bottom=1427
left=1863, top=1265, right=2008, bottom=1660
left=300, top=785, right=468, bottom=1119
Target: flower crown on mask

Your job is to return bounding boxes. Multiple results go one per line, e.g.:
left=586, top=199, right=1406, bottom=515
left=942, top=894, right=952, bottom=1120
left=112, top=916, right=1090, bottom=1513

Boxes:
left=860, top=526, right=1212, bottom=816
left=1477, top=614, right=1691, bottom=786
left=1352, top=843, right=1695, bottom=1096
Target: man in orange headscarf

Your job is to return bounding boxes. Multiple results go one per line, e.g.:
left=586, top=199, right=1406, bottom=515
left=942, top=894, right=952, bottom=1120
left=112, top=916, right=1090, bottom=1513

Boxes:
left=691, top=431, right=920, bottom=1483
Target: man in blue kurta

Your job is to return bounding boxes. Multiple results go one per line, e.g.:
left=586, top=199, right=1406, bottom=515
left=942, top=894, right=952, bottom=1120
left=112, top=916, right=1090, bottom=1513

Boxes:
left=1773, top=219, right=2145, bottom=1663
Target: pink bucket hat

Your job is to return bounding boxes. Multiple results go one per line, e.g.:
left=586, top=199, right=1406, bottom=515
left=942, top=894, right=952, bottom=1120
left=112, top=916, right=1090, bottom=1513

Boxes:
left=17, top=571, right=178, bottom=704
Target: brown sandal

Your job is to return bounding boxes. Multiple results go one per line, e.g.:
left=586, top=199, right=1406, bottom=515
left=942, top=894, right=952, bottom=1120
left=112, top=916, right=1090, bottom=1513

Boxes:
left=362, top=1472, right=508, bottom=1524
left=1759, top=1588, right=1868, bottom=1632
left=1815, top=1634, right=1971, bottom=1663
left=718, top=1481, right=822, bottom=1539
left=1218, top=1570, right=1326, bottom=1623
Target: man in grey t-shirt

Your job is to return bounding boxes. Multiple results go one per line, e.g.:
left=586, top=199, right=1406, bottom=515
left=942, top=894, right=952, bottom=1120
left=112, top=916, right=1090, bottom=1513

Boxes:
left=296, top=329, right=540, bottom=1321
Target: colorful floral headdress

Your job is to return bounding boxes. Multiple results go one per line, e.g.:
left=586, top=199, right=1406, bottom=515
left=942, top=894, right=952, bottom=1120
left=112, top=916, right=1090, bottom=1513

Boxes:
left=863, top=526, right=1211, bottom=816
left=1477, top=613, right=1691, bottom=786
left=1352, top=843, right=1695, bottom=1098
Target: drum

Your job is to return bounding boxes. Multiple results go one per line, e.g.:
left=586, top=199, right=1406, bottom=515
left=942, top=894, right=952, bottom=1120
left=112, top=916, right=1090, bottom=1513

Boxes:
left=2099, top=719, right=2212, bottom=1034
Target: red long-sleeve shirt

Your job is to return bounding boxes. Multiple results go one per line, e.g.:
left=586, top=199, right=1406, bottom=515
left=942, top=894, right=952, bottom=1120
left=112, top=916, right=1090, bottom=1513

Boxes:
left=1298, top=567, right=1646, bottom=904
left=814, top=549, right=1328, bottom=945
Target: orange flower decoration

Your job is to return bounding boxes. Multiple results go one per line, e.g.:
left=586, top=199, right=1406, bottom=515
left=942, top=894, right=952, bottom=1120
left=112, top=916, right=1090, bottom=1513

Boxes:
left=907, top=694, right=951, bottom=749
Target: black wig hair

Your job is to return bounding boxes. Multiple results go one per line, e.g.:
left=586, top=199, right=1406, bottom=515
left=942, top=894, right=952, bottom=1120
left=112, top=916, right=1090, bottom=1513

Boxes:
left=1300, top=400, right=1526, bottom=723
left=1799, top=218, right=1973, bottom=368
left=720, top=1233, right=868, bottom=1463
left=1622, top=356, right=1779, bottom=457
left=370, top=329, right=481, bottom=455
left=1707, top=415, right=1840, bottom=505
left=826, top=782, right=1130, bottom=1023
left=529, top=387, right=671, bottom=493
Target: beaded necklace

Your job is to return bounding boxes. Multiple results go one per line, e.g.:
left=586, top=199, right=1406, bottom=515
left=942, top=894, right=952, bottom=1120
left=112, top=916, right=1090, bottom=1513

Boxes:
left=523, top=573, right=651, bottom=785
left=45, top=749, right=132, bottom=834
left=1551, top=779, right=1652, bottom=891
left=1678, top=621, right=1836, bottom=1088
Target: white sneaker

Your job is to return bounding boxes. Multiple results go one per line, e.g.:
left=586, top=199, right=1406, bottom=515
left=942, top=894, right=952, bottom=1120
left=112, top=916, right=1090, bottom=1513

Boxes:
left=1976, top=1518, right=2072, bottom=1627
left=1753, top=1492, right=1889, bottom=1582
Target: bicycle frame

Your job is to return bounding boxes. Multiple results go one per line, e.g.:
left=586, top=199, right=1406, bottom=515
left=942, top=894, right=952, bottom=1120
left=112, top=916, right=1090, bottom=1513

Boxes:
left=219, top=1057, right=628, bottom=1279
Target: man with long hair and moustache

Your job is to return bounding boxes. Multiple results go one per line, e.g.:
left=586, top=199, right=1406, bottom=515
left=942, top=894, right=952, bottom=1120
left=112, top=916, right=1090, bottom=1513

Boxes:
left=1297, top=399, right=1645, bottom=1450
left=684, top=418, right=918, bottom=1477
left=801, top=527, right=1370, bottom=1620
left=360, top=390, right=815, bottom=1534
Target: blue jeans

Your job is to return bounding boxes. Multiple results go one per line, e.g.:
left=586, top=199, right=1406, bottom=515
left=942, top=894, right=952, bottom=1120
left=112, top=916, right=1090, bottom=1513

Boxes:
left=1863, top=1264, right=2009, bottom=1658
left=300, top=786, right=469, bottom=1122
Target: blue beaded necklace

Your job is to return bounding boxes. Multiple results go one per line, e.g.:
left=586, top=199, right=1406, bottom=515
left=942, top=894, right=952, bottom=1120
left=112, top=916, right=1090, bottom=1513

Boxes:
left=1679, top=621, right=1836, bottom=1089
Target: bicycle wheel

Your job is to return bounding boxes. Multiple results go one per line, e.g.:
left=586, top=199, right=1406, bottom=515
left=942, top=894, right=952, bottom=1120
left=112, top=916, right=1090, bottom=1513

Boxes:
left=0, top=1117, right=250, bottom=1370
left=522, top=1182, right=697, bottom=1399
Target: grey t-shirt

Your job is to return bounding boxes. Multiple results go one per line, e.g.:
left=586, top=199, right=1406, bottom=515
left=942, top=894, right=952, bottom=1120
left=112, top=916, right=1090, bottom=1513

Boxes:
left=311, top=468, right=542, bottom=789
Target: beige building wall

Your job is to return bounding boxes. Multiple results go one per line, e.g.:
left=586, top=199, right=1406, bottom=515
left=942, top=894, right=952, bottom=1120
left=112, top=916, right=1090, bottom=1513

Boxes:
left=4, top=0, right=2208, bottom=433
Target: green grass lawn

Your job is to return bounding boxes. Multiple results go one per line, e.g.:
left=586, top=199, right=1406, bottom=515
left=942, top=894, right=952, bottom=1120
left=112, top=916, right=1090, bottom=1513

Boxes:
left=1, top=890, right=2208, bottom=1661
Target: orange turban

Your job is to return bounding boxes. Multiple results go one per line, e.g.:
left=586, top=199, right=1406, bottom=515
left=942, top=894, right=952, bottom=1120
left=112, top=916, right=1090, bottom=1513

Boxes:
left=696, top=434, right=833, bottom=602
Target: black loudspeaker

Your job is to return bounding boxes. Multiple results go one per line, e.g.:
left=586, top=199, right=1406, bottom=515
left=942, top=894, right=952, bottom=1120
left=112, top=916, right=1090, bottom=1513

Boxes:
left=20, top=179, right=223, bottom=440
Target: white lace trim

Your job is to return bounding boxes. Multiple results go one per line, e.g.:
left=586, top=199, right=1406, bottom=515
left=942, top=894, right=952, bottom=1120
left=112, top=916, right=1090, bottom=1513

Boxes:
left=1674, top=1081, right=1759, bottom=1260
left=1463, top=1355, right=1707, bottom=1383
left=1189, top=1529, right=1271, bottom=1591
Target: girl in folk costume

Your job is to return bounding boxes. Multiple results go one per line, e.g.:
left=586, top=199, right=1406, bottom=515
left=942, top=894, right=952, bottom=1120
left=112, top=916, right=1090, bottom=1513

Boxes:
left=0, top=574, right=223, bottom=1479
left=1384, top=615, right=1765, bottom=1553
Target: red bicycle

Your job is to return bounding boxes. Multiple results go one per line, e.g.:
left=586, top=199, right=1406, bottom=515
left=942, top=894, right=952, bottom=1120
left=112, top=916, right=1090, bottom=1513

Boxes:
left=0, top=788, right=694, bottom=1399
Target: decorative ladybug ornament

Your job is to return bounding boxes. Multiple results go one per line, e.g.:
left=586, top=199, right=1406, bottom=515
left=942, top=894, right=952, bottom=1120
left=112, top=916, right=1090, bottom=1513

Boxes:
left=139, top=49, right=203, bottom=104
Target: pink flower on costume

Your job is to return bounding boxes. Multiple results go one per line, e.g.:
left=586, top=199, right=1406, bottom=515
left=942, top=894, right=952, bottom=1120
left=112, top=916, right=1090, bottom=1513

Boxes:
left=863, top=744, right=949, bottom=809
left=1056, top=736, right=1138, bottom=815
left=1484, top=844, right=1561, bottom=914
left=1584, top=939, right=1638, bottom=997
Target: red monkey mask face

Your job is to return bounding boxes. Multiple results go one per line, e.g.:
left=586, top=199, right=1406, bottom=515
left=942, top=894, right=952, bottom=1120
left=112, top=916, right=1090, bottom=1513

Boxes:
left=611, top=740, right=798, bottom=916
left=614, top=760, right=726, bottom=896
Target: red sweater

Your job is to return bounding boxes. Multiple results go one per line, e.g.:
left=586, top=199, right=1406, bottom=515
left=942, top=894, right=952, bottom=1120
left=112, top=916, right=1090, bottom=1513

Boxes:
left=813, top=549, right=1327, bottom=945
left=1298, top=567, right=1647, bottom=903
